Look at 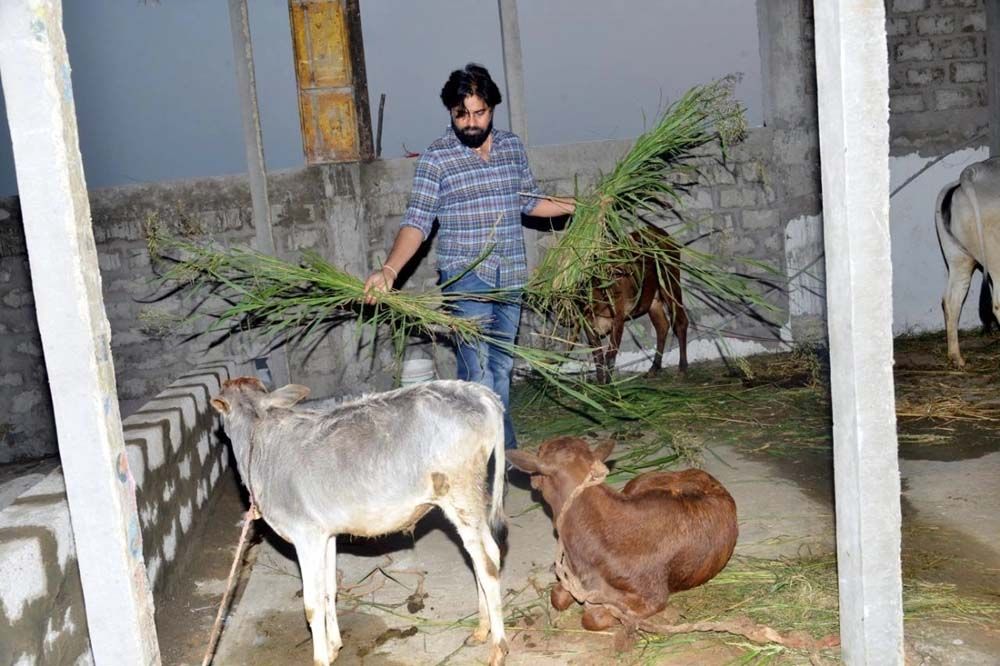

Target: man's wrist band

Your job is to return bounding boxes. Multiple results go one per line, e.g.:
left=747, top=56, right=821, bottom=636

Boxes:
left=382, top=264, right=398, bottom=280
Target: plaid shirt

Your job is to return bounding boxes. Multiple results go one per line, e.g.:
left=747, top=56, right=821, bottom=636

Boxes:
left=400, top=126, right=545, bottom=288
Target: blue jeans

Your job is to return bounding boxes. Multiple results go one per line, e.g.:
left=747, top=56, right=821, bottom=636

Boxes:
left=441, top=268, right=522, bottom=450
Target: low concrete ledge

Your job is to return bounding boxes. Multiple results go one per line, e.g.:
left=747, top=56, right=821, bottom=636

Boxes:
left=0, top=361, right=244, bottom=665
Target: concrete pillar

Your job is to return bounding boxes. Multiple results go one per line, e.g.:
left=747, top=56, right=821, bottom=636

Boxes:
left=812, top=1, right=904, bottom=663
left=0, top=1, right=160, bottom=664
left=497, top=0, right=528, bottom=142
left=496, top=0, right=540, bottom=271
left=987, top=0, right=1000, bottom=157
left=228, top=0, right=290, bottom=388
left=757, top=0, right=817, bottom=130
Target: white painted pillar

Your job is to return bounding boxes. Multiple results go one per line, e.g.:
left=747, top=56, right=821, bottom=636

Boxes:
left=812, top=1, right=904, bottom=663
left=0, top=1, right=160, bottom=664
left=227, top=0, right=290, bottom=388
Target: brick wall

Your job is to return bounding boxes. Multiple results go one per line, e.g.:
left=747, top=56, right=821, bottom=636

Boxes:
left=0, top=166, right=371, bottom=463
left=0, top=364, right=240, bottom=665
left=887, top=0, right=989, bottom=153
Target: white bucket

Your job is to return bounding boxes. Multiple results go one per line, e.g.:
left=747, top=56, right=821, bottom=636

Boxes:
left=400, top=358, right=436, bottom=386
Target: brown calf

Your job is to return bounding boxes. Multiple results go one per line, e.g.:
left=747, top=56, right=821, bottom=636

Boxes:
left=507, top=436, right=737, bottom=631
left=586, top=226, right=688, bottom=383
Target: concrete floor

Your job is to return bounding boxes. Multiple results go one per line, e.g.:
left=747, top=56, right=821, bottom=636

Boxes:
left=155, top=337, right=1000, bottom=665
left=155, top=437, right=999, bottom=665
left=208, top=446, right=788, bottom=666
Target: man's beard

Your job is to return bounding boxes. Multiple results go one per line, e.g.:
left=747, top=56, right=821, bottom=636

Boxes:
left=453, top=119, right=492, bottom=149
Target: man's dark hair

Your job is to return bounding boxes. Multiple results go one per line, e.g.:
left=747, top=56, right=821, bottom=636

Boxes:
left=440, top=63, right=503, bottom=110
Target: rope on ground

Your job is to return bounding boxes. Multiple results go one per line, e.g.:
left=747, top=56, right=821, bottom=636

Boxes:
left=629, top=614, right=840, bottom=651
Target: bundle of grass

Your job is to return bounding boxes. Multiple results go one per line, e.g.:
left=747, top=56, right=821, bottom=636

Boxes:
left=512, top=377, right=713, bottom=481
left=147, top=231, right=625, bottom=409
left=149, top=234, right=480, bottom=353
left=524, top=76, right=776, bottom=349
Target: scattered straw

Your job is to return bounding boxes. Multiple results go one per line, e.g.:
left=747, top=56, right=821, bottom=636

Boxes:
left=670, top=554, right=999, bottom=642
left=895, top=394, right=1000, bottom=422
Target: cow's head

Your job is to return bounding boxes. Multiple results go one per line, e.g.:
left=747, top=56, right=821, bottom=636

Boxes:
left=211, top=376, right=311, bottom=419
left=507, top=436, right=615, bottom=509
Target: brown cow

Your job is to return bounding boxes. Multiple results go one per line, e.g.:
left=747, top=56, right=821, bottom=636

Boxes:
left=507, top=436, right=737, bottom=631
left=586, top=226, right=688, bottom=383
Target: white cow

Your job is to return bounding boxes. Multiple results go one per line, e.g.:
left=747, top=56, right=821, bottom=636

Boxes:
left=211, top=377, right=509, bottom=665
left=935, top=157, right=1000, bottom=367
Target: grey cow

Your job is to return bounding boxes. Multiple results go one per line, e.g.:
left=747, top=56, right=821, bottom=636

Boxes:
left=210, top=377, right=509, bottom=666
left=936, top=157, right=1000, bottom=367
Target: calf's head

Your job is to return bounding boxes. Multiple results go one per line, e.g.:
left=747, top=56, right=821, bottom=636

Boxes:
left=507, top=436, right=615, bottom=509
left=210, top=376, right=312, bottom=421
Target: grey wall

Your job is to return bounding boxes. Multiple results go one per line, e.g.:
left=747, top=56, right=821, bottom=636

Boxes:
left=517, top=0, right=763, bottom=146
left=362, top=0, right=763, bottom=156
left=358, top=0, right=511, bottom=158
left=0, top=0, right=303, bottom=197
left=0, top=1, right=764, bottom=195
left=0, top=168, right=338, bottom=462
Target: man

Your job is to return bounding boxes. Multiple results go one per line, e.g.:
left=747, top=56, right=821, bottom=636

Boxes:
left=364, top=63, right=574, bottom=450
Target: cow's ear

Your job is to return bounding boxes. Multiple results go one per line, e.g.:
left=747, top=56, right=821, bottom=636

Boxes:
left=265, top=384, right=311, bottom=409
left=506, top=450, right=545, bottom=474
left=592, top=439, right=616, bottom=462
left=210, top=397, right=230, bottom=415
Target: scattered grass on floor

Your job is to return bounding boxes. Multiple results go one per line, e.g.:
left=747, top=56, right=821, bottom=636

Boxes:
left=514, top=332, right=1000, bottom=465
left=494, top=333, right=1000, bottom=662
left=341, top=549, right=999, bottom=663
left=512, top=348, right=833, bottom=474
left=686, top=553, right=999, bottom=630
left=895, top=392, right=1000, bottom=422
left=635, top=552, right=1000, bottom=665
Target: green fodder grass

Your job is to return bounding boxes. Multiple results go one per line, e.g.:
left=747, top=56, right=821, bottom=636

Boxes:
left=632, top=553, right=1000, bottom=664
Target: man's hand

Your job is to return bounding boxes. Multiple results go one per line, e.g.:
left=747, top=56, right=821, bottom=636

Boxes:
left=526, top=194, right=576, bottom=218
left=363, top=266, right=396, bottom=305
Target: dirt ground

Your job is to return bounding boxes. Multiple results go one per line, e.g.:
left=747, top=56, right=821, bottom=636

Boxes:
left=155, top=332, right=1000, bottom=665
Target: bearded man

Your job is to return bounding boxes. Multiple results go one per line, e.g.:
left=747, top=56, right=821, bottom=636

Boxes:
left=365, top=63, right=573, bottom=450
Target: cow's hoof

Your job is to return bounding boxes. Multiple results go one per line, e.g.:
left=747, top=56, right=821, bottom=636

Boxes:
left=643, top=368, right=660, bottom=379
left=612, top=625, right=636, bottom=653
left=581, top=604, right=619, bottom=631
left=949, top=355, right=966, bottom=369
left=467, top=624, right=489, bottom=645
left=550, top=584, right=575, bottom=611
left=313, top=645, right=336, bottom=666
left=488, top=638, right=509, bottom=666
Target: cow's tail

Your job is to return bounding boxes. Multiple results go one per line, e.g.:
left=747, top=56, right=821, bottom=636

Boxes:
left=486, top=393, right=508, bottom=547
left=936, top=180, right=959, bottom=235
left=935, top=180, right=963, bottom=260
